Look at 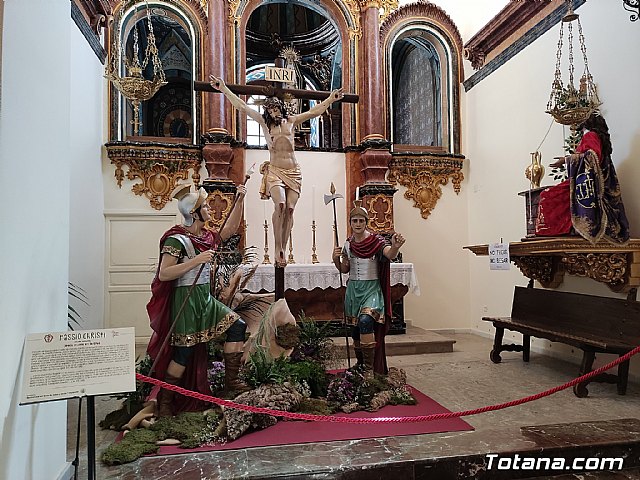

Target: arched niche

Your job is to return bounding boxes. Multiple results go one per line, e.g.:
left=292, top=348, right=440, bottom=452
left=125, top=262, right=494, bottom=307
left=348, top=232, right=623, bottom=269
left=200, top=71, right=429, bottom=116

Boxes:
left=232, top=0, right=357, bottom=146
left=109, top=0, right=206, bottom=143
left=381, top=2, right=463, bottom=154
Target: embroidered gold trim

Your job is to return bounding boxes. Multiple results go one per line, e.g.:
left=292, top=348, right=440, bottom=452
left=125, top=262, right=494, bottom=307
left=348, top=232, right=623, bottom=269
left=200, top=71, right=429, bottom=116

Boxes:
left=171, top=312, right=240, bottom=347
left=360, top=307, right=383, bottom=323
left=161, top=245, right=183, bottom=258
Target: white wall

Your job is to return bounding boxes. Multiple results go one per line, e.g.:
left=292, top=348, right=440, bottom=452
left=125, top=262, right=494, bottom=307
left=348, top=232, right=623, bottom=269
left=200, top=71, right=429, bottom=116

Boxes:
left=244, top=150, right=348, bottom=264
left=464, top=3, right=640, bottom=373
left=69, top=23, right=106, bottom=331
left=0, top=1, right=71, bottom=478
left=394, top=177, right=471, bottom=330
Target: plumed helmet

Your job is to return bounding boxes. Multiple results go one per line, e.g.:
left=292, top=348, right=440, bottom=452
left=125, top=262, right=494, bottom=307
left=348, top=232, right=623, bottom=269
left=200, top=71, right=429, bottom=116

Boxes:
left=172, top=184, right=208, bottom=226
left=349, top=199, right=369, bottom=220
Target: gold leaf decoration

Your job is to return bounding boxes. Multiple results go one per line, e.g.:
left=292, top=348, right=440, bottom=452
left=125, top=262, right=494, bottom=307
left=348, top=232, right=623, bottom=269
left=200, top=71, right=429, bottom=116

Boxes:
left=106, top=142, right=202, bottom=210
left=388, top=155, right=464, bottom=219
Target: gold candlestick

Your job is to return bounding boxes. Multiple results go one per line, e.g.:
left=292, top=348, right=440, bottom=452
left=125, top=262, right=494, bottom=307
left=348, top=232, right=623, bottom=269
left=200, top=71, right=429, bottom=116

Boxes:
left=287, top=232, right=295, bottom=264
left=262, top=220, right=270, bottom=264
left=311, top=220, right=319, bottom=264
left=242, top=220, right=249, bottom=263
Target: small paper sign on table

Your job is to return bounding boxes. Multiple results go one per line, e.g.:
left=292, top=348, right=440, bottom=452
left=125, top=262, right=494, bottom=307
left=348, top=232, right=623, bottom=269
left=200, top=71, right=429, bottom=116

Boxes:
left=488, top=242, right=510, bottom=271
left=20, top=327, right=136, bottom=405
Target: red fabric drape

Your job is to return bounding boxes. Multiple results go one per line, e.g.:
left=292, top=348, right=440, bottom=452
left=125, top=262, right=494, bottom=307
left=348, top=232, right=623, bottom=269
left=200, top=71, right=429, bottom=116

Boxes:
left=536, top=132, right=602, bottom=237
left=146, top=226, right=220, bottom=413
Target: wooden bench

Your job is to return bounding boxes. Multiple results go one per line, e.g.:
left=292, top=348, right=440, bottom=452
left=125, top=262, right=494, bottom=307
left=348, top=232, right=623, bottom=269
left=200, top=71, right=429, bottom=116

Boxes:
left=483, top=286, right=640, bottom=397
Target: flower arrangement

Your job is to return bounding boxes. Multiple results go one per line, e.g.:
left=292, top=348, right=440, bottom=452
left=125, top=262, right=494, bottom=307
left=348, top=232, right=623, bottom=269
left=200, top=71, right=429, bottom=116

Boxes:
left=207, top=361, right=225, bottom=393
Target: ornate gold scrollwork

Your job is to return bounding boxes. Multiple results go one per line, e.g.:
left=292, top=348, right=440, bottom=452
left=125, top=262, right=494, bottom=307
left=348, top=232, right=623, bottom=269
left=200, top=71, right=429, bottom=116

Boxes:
left=204, top=189, right=233, bottom=231
left=342, top=0, right=362, bottom=39
left=366, top=194, right=394, bottom=233
left=561, top=253, right=629, bottom=291
left=228, top=0, right=241, bottom=23
left=378, top=0, right=399, bottom=22
left=106, top=142, right=202, bottom=210
left=342, top=0, right=398, bottom=38
left=465, top=238, right=640, bottom=293
left=512, top=256, right=563, bottom=288
left=388, top=156, right=464, bottom=219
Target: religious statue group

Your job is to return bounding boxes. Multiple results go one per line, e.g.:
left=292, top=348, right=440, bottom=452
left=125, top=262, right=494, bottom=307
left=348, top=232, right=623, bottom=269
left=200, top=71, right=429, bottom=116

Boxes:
left=141, top=93, right=626, bottom=424
left=143, top=81, right=407, bottom=419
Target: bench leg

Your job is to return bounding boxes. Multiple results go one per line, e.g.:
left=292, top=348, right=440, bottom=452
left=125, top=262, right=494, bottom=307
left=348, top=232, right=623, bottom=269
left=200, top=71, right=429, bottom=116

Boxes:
left=573, top=350, right=595, bottom=398
left=617, top=357, right=630, bottom=395
left=522, top=334, right=530, bottom=362
left=490, top=327, right=504, bottom=363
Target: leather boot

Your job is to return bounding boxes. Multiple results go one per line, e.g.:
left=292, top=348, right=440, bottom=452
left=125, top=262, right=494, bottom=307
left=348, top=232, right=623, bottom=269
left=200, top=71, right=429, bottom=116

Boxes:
left=361, top=342, right=376, bottom=373
left=156, top=373, right=181, bottom=418
left=354, top=346, right=364, bottom=367
left=223, top=352, right=251, bottom=396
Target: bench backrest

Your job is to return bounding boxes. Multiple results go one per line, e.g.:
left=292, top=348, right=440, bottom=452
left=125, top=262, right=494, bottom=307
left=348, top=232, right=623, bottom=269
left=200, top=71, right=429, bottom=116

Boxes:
left=511, top=286, right=640, bottom=346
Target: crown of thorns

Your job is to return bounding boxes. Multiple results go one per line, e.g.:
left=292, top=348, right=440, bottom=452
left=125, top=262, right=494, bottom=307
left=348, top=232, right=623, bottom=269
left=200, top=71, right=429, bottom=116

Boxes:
left=263, top=97, right=284, bottom=111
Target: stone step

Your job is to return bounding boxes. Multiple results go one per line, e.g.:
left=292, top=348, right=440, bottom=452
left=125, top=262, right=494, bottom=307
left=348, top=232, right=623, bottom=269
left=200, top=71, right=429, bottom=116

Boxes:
left=330, top=326, right=455, bottom=358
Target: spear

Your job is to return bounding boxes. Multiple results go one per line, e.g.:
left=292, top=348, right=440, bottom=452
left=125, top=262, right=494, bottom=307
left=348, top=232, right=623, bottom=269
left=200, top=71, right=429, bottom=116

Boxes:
left=149, top=164, right=255, bottom=377
left=323, top=182, right=351, bottom=368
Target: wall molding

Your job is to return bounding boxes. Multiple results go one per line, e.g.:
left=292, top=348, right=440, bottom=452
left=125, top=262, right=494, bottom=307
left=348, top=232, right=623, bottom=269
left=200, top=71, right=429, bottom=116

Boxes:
left=463, top=0, right=587, bottom=91
left=71, top=0, right=107, bottom=64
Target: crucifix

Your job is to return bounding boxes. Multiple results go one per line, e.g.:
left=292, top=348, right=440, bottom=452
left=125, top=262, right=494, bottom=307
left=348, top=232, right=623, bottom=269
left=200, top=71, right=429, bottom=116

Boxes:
left=194, top=57, right=359, bottom=300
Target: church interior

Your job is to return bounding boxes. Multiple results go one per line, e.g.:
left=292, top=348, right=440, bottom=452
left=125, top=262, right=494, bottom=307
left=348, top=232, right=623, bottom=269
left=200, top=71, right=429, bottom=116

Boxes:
left=2, top=0, right=640, bottom=478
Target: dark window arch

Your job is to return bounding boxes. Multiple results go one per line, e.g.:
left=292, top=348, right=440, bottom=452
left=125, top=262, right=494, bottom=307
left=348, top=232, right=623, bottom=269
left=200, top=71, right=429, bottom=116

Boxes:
left=392, top=36, right=442, bottom=147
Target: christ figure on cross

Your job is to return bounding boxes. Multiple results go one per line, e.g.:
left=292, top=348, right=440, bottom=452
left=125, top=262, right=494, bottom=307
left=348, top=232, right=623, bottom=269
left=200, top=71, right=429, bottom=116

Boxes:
left=210, top=75, right=344, bottom=267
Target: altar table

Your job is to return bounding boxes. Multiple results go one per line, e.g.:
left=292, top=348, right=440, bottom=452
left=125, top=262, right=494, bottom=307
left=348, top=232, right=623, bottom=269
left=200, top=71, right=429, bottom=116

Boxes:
left=242, top=263, right=419, bottom=334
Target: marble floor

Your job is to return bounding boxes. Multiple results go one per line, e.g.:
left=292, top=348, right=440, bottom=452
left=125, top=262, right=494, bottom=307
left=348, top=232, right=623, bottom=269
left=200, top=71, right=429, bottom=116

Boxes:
left=66, top=332, right=640, bottom=479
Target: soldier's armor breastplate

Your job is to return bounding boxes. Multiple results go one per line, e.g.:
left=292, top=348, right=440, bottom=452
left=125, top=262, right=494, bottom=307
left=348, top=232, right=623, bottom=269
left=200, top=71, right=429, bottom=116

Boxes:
left=345, top=241, right=378, bottom=281
left=172, top=234, right=210, bottom=287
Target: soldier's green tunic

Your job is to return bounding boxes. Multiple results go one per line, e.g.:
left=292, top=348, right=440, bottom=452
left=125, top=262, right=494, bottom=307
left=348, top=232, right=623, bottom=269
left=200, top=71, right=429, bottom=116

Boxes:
left=162, top=235, right=238, bottom=347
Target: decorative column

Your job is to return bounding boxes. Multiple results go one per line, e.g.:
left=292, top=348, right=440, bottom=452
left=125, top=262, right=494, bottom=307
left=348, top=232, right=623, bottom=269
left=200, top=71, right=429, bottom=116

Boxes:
left=358, top=0, right=385, bottom=140
left=203, top=0, right=245, bottom=247
left=353, top=1, right=395, bottom=231
left=206, top=0, right=230, bottom=132
left=355, top=1, right=395, bottom=232
left=203, top=0, right=237, bottom=184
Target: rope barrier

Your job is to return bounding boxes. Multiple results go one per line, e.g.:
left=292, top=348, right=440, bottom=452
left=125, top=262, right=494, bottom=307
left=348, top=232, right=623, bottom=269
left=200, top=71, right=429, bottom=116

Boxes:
left=136, top=344, right=640, bottom=424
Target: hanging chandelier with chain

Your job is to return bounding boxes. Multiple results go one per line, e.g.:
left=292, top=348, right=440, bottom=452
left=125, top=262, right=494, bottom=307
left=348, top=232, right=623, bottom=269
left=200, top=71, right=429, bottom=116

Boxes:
left=546, top=1, right=600, bottom=126
left=105, top=1, right=166, bottom=135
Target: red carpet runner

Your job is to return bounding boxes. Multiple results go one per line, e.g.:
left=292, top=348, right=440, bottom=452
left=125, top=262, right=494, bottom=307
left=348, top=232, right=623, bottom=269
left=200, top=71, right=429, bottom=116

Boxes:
left=152, top=386, right=473, bottom=455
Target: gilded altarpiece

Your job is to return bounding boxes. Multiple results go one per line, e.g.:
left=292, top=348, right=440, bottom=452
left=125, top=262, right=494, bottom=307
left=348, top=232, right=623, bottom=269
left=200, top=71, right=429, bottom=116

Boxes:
left=388, top=154, right=464, bottom=219
left=105, top=141, right=202, bottom=210
left=465, top=238, right=640, bottom=295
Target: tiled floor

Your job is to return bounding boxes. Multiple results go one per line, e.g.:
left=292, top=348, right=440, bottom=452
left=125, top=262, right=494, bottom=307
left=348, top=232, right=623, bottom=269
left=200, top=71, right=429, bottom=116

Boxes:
left=67, top=332, right=640, bottom=479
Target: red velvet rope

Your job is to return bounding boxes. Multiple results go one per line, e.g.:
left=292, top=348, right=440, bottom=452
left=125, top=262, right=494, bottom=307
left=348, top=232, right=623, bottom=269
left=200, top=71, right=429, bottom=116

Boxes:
left=136, top=345, right=640, bottom=424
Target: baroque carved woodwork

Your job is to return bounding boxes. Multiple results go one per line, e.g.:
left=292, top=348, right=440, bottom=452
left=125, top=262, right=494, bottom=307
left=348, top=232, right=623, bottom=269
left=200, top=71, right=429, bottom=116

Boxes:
left=366, top=193, right=394, bottom=233
left=110, top=0, right=208, bottom=29
left=204, top=189, right=233, bottom=231
left=511, top=256, right=563, bottom=289
left=465, top=238, right=640, bottom=293
left=463, top=1, right=554, bottom=70
left=360, top=183, right=397, bottom=234
left=388, top=155, right=464, bottom=219
left=561, top=253, right=629, bottom=292
left=380, top=0, right=464, bottom=76
left=105, top=141, right=202, bottom=210
left=74, top=0, right=111, bottom=34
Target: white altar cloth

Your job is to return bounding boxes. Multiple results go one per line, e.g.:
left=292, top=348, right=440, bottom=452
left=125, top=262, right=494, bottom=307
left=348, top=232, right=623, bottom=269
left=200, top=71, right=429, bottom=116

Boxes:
left=241, top=263, right=419, bottom=295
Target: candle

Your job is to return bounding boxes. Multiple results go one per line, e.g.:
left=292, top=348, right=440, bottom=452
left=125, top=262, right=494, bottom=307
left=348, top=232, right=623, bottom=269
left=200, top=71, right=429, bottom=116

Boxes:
left=312, top=186, right=316, bottom=220
left=355, top=187, right=360, bottom=200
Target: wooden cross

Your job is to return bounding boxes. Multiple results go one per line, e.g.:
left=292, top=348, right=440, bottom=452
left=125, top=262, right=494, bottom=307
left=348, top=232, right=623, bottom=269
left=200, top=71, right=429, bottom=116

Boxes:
left=193, top=57, right=359, bottom=104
